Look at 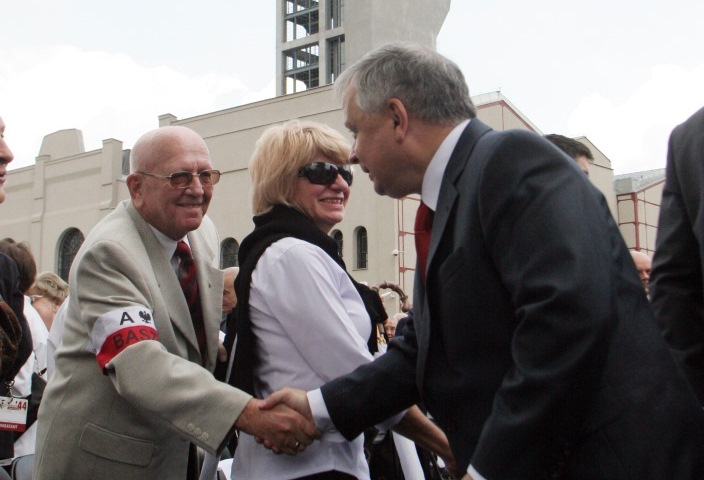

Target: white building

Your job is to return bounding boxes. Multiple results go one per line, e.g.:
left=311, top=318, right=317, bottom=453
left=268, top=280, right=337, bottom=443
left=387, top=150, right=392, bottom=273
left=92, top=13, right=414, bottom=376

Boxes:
left=1, top=0, right=623, bottom=314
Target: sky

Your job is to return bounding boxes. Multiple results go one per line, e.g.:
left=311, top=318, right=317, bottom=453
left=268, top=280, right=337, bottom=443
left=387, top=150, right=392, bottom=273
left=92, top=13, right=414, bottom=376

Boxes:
left=2, top=1, right=703, bottom=175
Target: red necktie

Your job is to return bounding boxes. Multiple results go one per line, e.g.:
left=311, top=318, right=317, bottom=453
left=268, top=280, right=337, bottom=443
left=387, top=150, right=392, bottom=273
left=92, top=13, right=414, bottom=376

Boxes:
left=414, top=202, right=434, bottom=285
left=174, top=241, right=207, bottom=365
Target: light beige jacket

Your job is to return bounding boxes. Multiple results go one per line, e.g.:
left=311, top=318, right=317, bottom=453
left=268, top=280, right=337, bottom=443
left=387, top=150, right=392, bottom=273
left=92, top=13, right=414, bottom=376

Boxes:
left=34, top=201, right=251, bottom=480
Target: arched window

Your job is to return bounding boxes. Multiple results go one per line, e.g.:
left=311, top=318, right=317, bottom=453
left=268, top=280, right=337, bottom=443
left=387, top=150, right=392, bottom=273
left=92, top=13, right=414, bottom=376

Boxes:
left=220, top=237, right=239, bottom=268
left=355, top=226, right=368, bottom=270
left=57, top=228, right=85, bottom=281
left=331, top=229, right=343, bottom=258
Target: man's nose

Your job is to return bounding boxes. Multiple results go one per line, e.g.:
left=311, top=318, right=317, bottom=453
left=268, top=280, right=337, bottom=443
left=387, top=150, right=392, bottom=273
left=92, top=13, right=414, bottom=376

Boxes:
left=0, top=140, right=14, bottom=165
left=186, top=174, right=205, bottom=193
left=349, top=140, right=359, bottom=164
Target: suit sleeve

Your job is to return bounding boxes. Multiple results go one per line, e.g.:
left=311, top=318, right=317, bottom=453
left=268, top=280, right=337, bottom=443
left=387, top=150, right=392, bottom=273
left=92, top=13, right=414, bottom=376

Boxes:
left=651, top=120, right=704, bottom=404
left=74, top=240, right=251, bottom=454
left=470, top=133, right=625, bottom=476
left=320, top=309, right=420, bottom=440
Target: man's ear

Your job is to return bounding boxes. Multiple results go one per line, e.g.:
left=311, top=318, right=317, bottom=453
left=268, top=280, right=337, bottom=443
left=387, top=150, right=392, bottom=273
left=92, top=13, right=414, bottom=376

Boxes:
left=126, top=173, right=143, bottom=206
left=388, top=98, right=409, bottom=143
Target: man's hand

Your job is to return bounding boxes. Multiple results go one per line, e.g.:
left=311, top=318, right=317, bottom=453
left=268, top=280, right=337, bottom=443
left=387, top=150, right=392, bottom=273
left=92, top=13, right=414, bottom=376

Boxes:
left=256, top=388, right=315, bottom=452
left=234, top=398, right=319, bottom=455
left=260, top=387, right=312, bottom=420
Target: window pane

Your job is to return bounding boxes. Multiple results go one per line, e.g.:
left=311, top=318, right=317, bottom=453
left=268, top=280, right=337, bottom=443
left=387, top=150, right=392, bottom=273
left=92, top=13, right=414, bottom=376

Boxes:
left=356, top=227, right=367, bottom=269
left=220, top=237, right=240, bottom=268
left=58, top=228, right=85, bottom=281
left=331, top=229, right=343, bottom=258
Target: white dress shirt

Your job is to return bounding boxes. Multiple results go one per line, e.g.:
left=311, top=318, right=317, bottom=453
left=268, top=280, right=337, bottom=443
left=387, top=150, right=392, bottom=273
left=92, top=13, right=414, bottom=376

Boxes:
left=232, top=237, right=374, bottom=479
left=12, top=297, right=51, bottom=458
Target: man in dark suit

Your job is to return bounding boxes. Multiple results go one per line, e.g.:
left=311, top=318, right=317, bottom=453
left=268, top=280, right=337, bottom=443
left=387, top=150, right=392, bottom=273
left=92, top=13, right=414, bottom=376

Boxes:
left=651, top=106, right=704, bottom=405
left=263, top=44, right=704, bottom=479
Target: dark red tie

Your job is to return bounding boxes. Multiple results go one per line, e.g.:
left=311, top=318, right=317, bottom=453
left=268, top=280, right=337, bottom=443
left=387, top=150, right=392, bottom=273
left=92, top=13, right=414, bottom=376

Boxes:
left=414, top=202, right=434, bottom=285
left=175, top=241, right=207, bottom=365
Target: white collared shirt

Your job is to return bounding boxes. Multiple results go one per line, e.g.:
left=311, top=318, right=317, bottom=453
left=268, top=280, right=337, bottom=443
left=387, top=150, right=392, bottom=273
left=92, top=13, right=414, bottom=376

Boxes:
left=421, top=119, right=470, bottom=211
left=148, top=225, right=188, bottom=273
left=233, top=237, right=374, bottom=479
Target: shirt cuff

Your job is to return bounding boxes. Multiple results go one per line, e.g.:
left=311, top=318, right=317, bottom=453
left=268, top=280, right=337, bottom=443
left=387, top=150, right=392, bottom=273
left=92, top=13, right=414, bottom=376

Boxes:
left=307, top=388, right=335, bottom=432
left=469, top=464, right=488, bottom=480
left=308, top=388, right=406, bottom=438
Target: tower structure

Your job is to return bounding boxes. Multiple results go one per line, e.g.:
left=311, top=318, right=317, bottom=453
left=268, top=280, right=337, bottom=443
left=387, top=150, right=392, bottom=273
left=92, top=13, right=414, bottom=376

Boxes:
left=276, top=0, right=451, bottom=96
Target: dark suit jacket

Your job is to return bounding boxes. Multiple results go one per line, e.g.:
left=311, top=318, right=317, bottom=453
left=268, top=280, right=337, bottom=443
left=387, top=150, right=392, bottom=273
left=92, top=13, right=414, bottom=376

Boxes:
left=321, top=120, right=704, bottom=479
left=651, top=106, right=704, bottom=404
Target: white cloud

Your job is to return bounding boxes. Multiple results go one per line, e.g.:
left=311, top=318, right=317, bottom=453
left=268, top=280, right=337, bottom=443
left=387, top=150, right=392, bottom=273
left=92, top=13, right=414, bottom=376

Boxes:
left=0, top=45, right=260, bottom=170
left=568, top=64, right=704, bottom=174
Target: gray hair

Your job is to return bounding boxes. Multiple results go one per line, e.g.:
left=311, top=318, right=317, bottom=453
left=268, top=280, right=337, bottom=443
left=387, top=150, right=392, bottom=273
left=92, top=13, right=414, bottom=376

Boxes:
left=334, top=43, right=476, bottom=124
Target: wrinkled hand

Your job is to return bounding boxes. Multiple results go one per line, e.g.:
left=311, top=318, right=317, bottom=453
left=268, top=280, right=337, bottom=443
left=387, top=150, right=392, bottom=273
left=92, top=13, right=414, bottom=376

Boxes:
left=235, top=398, right=319, bottom=455
left=258, top=387, right=315, bottom=453
left=260, top=387, right=312, bottom=419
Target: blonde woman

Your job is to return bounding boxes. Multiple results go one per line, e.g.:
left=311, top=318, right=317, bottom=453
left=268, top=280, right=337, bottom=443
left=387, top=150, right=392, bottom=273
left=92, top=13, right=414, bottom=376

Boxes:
left=226, top=120, right=453, bottom=480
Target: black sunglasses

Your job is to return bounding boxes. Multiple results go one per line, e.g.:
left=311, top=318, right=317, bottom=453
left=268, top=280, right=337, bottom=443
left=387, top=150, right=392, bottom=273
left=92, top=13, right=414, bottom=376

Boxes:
left=298, top=162, right=353, bottom=186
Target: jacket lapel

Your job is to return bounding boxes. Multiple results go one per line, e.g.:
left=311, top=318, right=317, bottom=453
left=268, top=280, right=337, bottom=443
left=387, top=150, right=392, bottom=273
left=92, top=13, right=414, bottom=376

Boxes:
left=416, top=119, right=492, bottom=386
left=126, top=203, right=202, bottom=358
left=189, top=232, right=224, bottom=371
left=428, top=119, right=492, bottom=271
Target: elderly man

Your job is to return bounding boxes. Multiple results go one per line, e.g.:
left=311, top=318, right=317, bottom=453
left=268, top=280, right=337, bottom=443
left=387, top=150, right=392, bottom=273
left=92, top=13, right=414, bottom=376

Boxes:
left=264, top=44, right=704, bottom=479
left=34, top=126, right=316, bottom=480
left=630, top=250, right=652, bottom=297
left=222, top=267, right=238, bottom=316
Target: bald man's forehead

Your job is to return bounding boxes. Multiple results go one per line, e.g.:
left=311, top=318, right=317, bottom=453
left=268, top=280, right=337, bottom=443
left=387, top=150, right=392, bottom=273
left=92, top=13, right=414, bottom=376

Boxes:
left=132, top=126, right=210, bottom=172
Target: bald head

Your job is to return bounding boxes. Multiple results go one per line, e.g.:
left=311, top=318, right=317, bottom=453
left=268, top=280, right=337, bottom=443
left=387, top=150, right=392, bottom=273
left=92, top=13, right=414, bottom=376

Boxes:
left=222, top=266, right=239, bottom=314
left=126, top=126, right=215, bottom=240
left=130, top=126, right=209, bottom=173
left=630, top=250, right=652, bottom=296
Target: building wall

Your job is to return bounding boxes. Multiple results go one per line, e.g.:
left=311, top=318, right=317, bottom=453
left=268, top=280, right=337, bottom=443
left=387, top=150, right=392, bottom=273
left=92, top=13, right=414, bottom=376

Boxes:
left=1, top=86, right=622, bottom=314
left=1, top=136, right=128, bottom=274
left=616, top=181, right=663, bottom=255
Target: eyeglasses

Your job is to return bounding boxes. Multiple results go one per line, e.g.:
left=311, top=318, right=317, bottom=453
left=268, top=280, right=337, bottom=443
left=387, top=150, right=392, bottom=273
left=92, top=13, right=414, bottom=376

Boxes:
left=298, top=162, right=353, bottom=186
left=137, top=169, right=221, bottom=189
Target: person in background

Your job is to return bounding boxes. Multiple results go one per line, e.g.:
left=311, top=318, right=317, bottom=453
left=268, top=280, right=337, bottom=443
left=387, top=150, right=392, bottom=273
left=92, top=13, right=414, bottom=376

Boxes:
left=0, top=240, right=48, bottom=475
left=630, top=250, right=652, bottom=298
left=263, top=43, right=704, bottom=480
left=221, top=266, right=238, bottom=333
left=28, top=272, right=69, bottom=379
left=28, top=272, right=69, bottom=332
left=0, top=116, right=33, bottom=471
left=34, top=125, right=317, bottom=480
left=545, top=133, right=594, bottom=176
left=651, top=106, right=704, bottom=406
left=225, top=119, right=455, bottom=480
left=384, top=314, right=401, bottom=341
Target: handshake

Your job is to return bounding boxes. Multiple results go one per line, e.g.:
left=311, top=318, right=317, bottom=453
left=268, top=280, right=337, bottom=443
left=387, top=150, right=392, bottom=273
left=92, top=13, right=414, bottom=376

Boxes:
left=234, top=387, right=316, bottom=455
left=232, top=387, right=466, bottom=479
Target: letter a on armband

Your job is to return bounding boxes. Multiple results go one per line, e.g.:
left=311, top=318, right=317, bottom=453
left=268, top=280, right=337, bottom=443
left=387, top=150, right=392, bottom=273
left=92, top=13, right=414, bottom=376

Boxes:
left=86, top=305, right=159, bottom=371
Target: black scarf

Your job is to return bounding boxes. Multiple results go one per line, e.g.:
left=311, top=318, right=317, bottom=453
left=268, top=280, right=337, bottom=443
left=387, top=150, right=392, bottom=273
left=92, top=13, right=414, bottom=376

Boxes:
left=226, top=205, right=387, bottom=395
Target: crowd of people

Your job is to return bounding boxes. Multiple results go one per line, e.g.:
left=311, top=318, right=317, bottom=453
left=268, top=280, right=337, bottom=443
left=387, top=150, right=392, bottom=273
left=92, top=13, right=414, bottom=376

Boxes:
left=0, top=42, right=703, bottom=480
